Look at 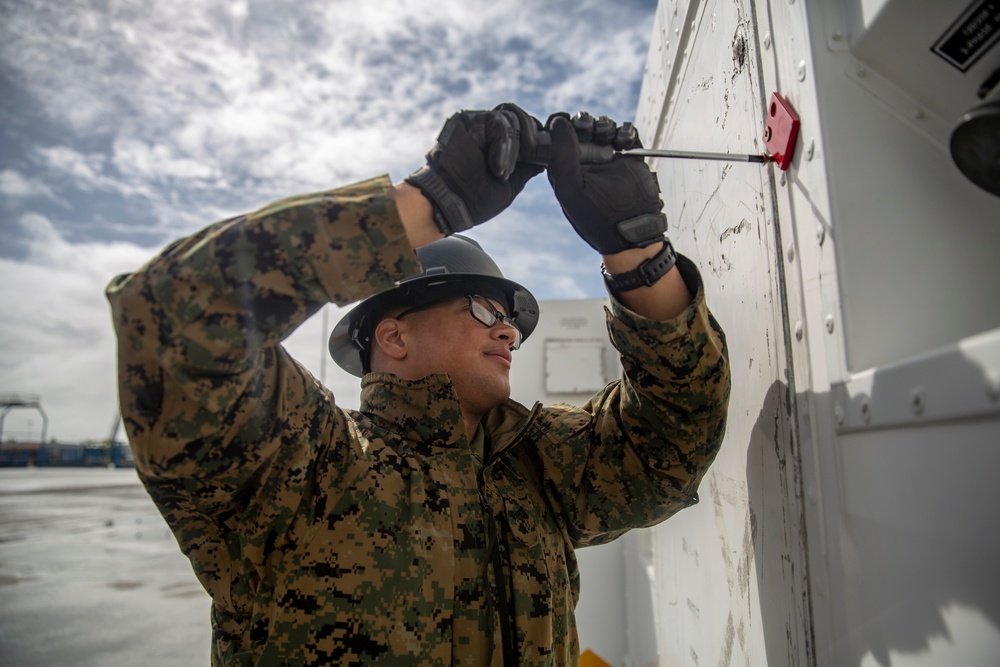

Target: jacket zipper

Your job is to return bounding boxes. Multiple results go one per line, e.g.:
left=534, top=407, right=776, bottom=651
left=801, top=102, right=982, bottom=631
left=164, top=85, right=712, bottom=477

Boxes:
left=478, top=401, right=542, bottom=665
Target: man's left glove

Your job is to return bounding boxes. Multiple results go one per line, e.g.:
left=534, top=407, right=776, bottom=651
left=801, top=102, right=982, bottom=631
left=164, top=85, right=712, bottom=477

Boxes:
left=546, top=111, right=667, bottom=255
left=406, top=103, right=545, bottom=236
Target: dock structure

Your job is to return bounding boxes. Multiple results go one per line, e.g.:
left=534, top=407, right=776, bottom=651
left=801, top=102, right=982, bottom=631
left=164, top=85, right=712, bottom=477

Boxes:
left=0, top=394, right=48, bottom=444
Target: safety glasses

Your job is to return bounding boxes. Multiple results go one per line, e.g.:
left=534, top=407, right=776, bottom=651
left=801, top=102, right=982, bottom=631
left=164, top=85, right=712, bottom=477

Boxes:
left=396, top=294, right=522, bottom=350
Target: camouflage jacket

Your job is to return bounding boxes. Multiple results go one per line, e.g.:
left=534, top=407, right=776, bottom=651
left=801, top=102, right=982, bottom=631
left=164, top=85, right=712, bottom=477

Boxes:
left=106, top=175, right=730, bottom=666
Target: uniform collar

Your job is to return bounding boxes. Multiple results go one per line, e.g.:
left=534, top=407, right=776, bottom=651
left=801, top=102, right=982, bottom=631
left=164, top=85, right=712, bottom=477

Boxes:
left=359, top=372, right=542, bottom=457
left=359, top=372, right=467, bottom=446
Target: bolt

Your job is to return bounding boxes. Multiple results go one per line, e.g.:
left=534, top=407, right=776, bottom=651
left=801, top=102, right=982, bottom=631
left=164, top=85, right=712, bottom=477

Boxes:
left=780, top=172, right=787, bottom=186
left=834, top=402, right=845, bottom=426
left=986, top=370, right=1000, bottom=402
left=860, top=399, right=871, bottom=423
left=794, top=321, right=803, bottom=340
left=797, top=61, right=807, bottom=81
left=825, top=315, right=835, bottom=333
left=786, top=242, right=795, bottom=262
left=911, top=387, right=925, bottom=416
left=913, top=108, right=925, bottom=120
left=807, top=138, right=816, bottom=160
left=763, top=33, right=772, bottom=50
left=856, top=64, right=867, bottom=78
left=831, top=32, right=843, bottom=42
left=816, top=224, right=826, bottom=245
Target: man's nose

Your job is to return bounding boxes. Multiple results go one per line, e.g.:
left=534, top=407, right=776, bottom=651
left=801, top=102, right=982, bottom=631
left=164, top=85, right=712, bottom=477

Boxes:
left=491, top=319, right=521, bottom=348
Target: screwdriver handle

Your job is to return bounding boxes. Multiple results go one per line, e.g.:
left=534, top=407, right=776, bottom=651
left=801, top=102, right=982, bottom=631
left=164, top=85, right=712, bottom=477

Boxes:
left=520, top=131, right=614, bottom=166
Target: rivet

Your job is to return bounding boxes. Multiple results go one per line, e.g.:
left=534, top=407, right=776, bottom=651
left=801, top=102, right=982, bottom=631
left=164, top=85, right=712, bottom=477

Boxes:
left=831, top=32, right=842, bottom=42
left=834, top=402, right=845, bottom=426
left=911, top=387, right=926, bottom=416
left=807, top=138, right=815, bottom=160
left=825, top=315, right=835, bottom=333
left=780, top=172, right=787, bottom=186
left=860, top=399, right=871, bottom=423
left=913, top=108, right=925, bottom=120
left=794, top=321, right=804, bottom=340
left=786, top=242, right=795, bottom=263
left=797, top=60, right=807, bottom=81
left=856, top=64, right=867, bottom=77
left=816, top=224, right=826, bottom=245
left=763, top=33, right=772, bottom=50
left=986, top=370, right=1000, bottom=402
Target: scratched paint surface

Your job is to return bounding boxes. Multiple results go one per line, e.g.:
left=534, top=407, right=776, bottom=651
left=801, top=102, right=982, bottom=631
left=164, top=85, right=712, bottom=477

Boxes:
left=631, top=0, right=812, bottom=665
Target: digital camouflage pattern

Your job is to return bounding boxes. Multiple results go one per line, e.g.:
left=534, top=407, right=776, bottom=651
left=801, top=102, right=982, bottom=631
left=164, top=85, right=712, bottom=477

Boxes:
left=106, top=175, right=730, bottom=666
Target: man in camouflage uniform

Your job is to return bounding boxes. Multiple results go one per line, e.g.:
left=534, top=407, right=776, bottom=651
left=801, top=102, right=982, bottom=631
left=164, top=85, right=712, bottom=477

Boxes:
left=107, top=104, right=730, bottom=666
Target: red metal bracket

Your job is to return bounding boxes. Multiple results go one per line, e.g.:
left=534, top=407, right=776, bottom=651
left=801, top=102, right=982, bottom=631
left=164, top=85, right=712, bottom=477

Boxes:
left=763, top=92, right=800, bottom=170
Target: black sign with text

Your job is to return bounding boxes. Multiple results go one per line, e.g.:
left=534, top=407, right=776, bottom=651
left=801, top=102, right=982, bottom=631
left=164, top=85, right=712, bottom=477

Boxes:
left=932, top=0, right=1000, bottom=72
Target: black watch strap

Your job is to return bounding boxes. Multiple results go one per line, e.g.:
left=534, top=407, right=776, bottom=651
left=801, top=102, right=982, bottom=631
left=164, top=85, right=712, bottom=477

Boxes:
left=405, top=166, right=473, bottom=235
left=602, top=240, right=677, bottom=294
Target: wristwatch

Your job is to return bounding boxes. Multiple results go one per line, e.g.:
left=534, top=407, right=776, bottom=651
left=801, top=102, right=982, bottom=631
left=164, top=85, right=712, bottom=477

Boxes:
left=602, top=240, right=677, bottom=294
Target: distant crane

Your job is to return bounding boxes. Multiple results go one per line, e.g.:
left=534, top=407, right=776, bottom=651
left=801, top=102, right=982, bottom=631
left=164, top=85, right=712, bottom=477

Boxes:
left=0, top=394, right=48, bottom=444
left=105, top=411, right=123, bottom=466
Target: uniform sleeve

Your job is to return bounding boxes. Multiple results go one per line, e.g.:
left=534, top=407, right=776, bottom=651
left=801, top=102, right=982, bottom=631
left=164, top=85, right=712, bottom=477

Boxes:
left=105, top=175, right=421, bottom=520
left=533, top=254, right=731, bottom=547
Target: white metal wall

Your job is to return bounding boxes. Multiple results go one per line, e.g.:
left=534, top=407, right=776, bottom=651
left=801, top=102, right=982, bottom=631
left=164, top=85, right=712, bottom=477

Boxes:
left=634, top=1, right=811, bottom=664
left=634, top=0, right=1000, bottom=666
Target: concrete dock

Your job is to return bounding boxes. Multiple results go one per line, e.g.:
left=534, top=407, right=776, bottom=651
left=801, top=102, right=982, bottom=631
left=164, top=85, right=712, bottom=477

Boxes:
left=0, top=468, right=210, bottom=665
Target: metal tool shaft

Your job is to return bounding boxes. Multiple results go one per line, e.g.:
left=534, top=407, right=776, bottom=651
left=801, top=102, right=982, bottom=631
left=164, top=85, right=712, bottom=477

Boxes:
left=523, top=132, right=771, bottom=166
left=622, top=148, right=771, bottom=164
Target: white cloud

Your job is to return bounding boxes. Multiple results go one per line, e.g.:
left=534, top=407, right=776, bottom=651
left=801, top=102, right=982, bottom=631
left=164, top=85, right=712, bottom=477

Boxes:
left=32, top=146, right=117, bottom=194
left=0, top=213, right=155, bottom=442
left=3, top=0, right=655, bottom=211
left=0, top=169, right=57, bottom=201
left=111, top=138, right=219, bottom=182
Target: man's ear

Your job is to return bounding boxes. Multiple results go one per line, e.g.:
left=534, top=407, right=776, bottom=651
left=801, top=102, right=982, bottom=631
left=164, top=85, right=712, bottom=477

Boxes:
left=373, top=317, right=408, bottom=363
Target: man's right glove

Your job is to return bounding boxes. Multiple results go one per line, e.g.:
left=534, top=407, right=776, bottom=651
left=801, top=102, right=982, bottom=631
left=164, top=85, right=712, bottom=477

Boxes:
left=406, top=103, right=545, bottom=236
left=546, top=112, right=667, bottom=255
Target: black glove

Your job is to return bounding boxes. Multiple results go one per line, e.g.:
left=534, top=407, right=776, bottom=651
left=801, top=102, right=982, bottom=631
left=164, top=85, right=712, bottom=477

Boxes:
left=546, top=112, right=667, bottom=255
left=406, top=103, right=545, bottom=235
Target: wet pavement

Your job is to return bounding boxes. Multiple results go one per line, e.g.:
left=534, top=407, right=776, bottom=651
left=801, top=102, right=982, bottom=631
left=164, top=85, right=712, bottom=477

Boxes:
left=0, top=468, right=210, bottom=666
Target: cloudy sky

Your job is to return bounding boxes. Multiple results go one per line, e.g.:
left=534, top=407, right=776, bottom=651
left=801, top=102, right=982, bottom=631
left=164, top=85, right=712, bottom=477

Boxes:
left=0, top=0, right=659, bottom=444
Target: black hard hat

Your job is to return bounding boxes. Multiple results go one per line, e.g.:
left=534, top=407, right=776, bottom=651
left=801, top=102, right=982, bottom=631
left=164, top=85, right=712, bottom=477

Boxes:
left=329, top=235, right=540, bottom=377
